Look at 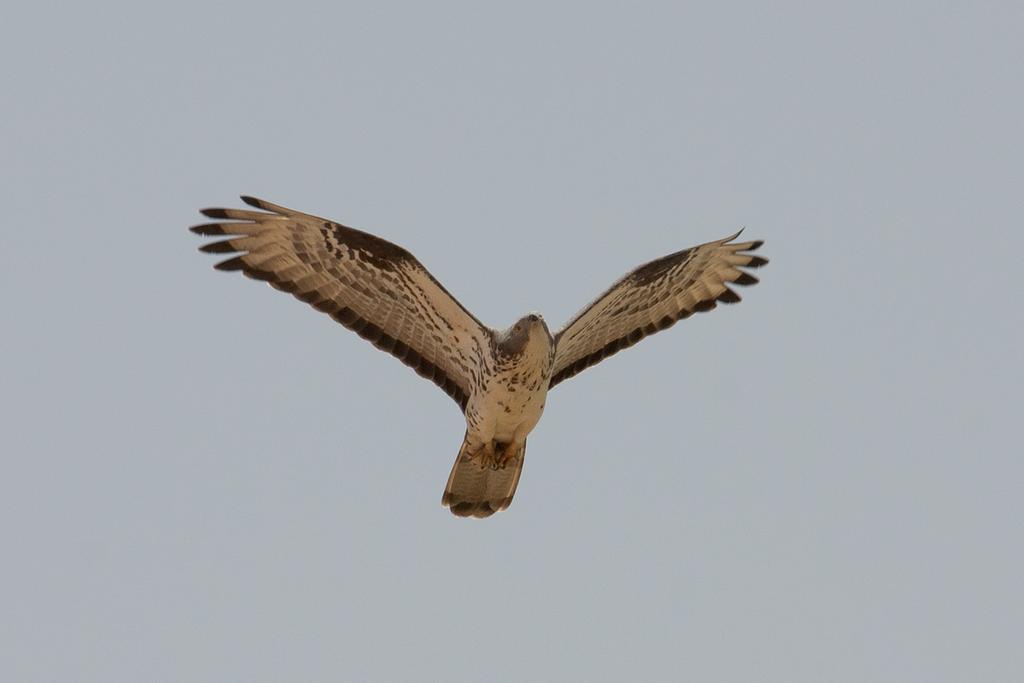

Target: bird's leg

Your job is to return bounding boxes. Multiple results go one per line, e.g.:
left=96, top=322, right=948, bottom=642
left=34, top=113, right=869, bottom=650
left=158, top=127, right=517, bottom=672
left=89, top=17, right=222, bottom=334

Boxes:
left=493, top=441, right=522, bottom=469
left=483, top=440, right=497, bottom=469
left=464, top=437, right=517, bottom=470
left=460, top=434, right=491, bottom=469
left=464, top=439, right=497, bottom=469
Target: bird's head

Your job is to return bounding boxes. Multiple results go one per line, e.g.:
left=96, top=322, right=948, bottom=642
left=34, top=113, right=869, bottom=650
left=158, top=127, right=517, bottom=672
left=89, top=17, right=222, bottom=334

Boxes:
left=498, top=313, right=551, bottom=356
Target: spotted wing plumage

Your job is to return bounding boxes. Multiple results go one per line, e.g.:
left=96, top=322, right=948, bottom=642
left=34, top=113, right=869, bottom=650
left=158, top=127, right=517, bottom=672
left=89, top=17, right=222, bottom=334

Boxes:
left=191, top=196, right=492, bottom=410
left=550, top=231, right=767, bottom=388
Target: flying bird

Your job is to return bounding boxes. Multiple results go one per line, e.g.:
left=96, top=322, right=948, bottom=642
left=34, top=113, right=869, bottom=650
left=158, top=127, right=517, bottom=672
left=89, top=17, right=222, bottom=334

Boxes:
left=191, top=196, right=767, bottom=518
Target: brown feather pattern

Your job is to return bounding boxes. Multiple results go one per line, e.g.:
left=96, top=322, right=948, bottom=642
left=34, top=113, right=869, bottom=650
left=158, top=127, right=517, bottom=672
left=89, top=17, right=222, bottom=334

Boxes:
left=191, top=196, right=493, bottom=410
left=549, top=231, right=767, bottom=388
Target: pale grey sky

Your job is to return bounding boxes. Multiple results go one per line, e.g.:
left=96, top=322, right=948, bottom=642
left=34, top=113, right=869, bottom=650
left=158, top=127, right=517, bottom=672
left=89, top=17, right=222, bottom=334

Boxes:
left=3, top=2, right=1022, bottom=681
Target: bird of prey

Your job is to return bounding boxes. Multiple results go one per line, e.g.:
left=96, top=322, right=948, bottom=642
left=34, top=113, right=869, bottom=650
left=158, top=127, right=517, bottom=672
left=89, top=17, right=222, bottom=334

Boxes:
left=191, top=196, right=767, bottom=518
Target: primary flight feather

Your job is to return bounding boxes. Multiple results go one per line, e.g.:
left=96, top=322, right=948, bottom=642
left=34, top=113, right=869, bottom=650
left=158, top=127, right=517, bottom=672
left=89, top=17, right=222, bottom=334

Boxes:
left=191, top=196, right=768, bottom=518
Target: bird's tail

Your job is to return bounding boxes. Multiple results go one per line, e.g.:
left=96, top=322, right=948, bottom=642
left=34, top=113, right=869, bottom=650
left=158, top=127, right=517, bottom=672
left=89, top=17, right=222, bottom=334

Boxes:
left=442, top=433, right=525, bottom=518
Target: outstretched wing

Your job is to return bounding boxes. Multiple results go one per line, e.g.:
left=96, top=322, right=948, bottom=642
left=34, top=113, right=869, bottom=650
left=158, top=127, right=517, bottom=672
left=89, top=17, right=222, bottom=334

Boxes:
left=549, top=231, right=767, bottom=388
left=191, top=196, right=492, bottom=410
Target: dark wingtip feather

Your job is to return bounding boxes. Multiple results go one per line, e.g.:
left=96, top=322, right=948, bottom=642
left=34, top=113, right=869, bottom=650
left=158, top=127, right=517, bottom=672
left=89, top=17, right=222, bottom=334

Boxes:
left=717, top=287, right=742, bottom=304
left=734, top=271, right=760, bottom=286
left=200, top=207, right=231, bottom=219
left=199, top=240, right=239, bottom=254
left=214, top=256, right=247, bottom=271
left=746, top=255, right=769, bottom=268
left=190, top=223, right=224, bottom=235
left=749, top=239, right=764, bottom=250
left=240, top=195, right=265, bottom=209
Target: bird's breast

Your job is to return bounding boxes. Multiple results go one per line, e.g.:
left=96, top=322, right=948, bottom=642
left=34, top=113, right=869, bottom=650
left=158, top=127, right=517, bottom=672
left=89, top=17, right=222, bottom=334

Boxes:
left=467, top=340, right=553, bottom=442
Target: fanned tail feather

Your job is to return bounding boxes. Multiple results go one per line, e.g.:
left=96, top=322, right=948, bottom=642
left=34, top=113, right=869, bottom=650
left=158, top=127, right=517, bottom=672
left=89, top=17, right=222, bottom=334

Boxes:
left=442, top=434, right=525, bottom=518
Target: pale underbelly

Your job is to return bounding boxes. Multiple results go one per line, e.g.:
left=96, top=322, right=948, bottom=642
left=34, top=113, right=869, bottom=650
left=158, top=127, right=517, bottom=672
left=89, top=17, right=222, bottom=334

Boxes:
left=467, top=384, right=548, bottom=444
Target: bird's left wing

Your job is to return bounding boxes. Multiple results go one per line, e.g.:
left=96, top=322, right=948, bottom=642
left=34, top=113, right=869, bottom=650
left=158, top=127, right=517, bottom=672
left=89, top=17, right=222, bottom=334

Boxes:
left=549, top=231, right=767, bottom=388
left=191, top=196, right=492, bottom=411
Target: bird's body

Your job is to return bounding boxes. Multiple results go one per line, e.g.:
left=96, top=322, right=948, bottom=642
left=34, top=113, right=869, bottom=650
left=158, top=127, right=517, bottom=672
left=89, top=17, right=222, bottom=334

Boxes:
left=192, top=196, right=767, bottom=518
left=467, top=316, right=553, bottom=446
left=442, top=316, right=555, bottom=516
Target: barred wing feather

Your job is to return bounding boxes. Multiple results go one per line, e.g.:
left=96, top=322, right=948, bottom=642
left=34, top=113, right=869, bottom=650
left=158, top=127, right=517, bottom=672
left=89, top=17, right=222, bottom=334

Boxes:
left=550, top=232, right=767, bottom=388
left=191, top=196, right=492, bottom=410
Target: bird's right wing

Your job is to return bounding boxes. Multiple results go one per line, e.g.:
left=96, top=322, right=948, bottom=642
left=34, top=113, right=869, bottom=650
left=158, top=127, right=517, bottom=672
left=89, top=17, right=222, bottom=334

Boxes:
left=191, top=196, right=492, bottom=411
left=550, top=231, right=767, bottom=388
